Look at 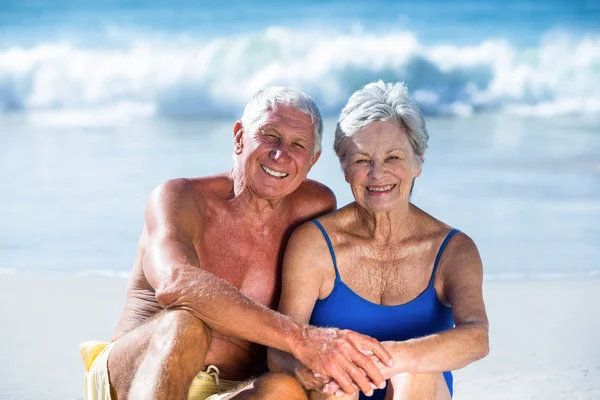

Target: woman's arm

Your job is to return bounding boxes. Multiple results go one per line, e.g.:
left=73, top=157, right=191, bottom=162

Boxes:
left=268, top=222, right=328, bottom=386
left=267, top=222, right=387, bottom=397
left=381, top=231, right=490, bottom=377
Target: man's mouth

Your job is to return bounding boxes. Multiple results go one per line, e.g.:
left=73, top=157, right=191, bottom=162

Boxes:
left=367, top=184, right=396, bottom=192
left=261, top=165, right=289, bottom=178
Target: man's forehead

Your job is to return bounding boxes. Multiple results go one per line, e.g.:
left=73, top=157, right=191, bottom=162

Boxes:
left=256, top=105, right=314, bottom=136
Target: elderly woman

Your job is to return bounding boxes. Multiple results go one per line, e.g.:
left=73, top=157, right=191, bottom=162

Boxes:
left=268, top=81, right=489, bottom=400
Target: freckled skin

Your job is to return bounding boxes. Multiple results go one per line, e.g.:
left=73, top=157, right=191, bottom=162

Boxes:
left=112, top=174, right=333, bottom=379
left=105, top=105, right=394, bottom=400
left=271, top=121, right=489, bottom=400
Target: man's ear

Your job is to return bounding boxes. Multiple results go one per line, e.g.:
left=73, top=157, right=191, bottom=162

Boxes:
left=308, top=151, right=321, bottom=170
left=233, top=121, right=244, bottom=155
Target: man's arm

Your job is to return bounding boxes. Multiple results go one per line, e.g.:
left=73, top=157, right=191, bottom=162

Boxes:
left=268, top=222, right=389, bottom=397
left=142, top=179, right=391, bottom=395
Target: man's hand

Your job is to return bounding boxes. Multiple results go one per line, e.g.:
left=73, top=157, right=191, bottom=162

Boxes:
left=291, top=325, right=392, bottom=397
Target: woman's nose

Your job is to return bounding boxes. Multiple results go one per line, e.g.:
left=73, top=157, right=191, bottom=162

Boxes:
left=368, top=161, right=385, bottom=179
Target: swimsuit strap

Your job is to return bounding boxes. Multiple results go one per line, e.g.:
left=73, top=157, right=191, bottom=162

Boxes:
left=429, top=228, right=460, bottom=287
left=310, top=220, right=341, bottom=280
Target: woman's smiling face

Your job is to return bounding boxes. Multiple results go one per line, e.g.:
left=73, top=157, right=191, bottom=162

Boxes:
left=343, top=121, right=422, bottom=213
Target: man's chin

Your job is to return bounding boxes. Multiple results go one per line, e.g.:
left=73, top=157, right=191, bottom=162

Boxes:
left=255, top=182, right=303, bottom=200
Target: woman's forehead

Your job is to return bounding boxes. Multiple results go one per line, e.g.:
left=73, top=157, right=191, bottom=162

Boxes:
left=347, top=122, right=412, bottom=153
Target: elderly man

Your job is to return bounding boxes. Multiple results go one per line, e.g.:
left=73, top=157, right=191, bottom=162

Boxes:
left=80, top=87, right=392, bottom=400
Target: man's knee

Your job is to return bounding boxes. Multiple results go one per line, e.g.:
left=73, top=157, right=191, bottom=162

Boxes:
left=253, top=373, right=307, bottom=400
left=108, top=309, right=212, bottom=398
left=154, top=309, right=212, bottom=351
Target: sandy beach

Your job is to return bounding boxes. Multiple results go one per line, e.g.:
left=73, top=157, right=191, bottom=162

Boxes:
left=0, top=274, right=598, bottom=400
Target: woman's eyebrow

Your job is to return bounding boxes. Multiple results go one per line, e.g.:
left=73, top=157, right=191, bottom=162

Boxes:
left=387, top=148, right=407, bottom=153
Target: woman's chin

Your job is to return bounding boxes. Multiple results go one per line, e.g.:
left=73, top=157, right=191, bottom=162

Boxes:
left=357, top=198, right=403, bottom=214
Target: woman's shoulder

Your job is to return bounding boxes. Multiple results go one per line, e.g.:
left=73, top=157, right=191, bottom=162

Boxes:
left=410, top=205, right=480, bottom=262
left=428, top=224, right=482, bottom=280
left=309, top=204, right=358, bottom=238
left=288, top=204, right=355, bottom=254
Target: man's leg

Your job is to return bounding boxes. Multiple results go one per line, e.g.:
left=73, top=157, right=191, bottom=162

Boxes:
left=385, top=373, right=450, bottom=400
left=108, top=309, right=212, bottom=400
left=217, top=373, right=308, bottom=400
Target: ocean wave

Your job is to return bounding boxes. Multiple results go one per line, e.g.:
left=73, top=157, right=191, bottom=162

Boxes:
left=1, top=28, right=599, bottom=119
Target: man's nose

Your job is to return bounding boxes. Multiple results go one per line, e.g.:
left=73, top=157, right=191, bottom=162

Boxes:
left=270, top=142, right=291, bottom=163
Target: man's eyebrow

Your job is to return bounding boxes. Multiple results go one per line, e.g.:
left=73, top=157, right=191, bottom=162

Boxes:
left=260, top=126, right=281, bottom=135
left=261, top=126, right=310, bottom=144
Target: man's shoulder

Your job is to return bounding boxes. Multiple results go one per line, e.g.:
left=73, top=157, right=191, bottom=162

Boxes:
left=288, top=179, right=337, bottom=220
left=295, top=179, right=335, bottom=201
left=153, top=173, right=233, bottom=200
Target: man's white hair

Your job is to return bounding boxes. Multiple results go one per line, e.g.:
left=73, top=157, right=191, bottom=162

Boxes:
left=241, top=87, right=323, bottom=156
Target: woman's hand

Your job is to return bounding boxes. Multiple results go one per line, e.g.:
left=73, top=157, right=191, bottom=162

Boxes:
left=293, top=364, right=332, bottom=391
left=292, top=326, right=392, bottom=397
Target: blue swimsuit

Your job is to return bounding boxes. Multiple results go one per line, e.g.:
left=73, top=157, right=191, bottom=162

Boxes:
left=308, top=220, right=458, bottom=400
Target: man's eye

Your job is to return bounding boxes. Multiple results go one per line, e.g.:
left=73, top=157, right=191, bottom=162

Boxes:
left=355, top=159, right=368, bottom=164
left=386, top=156, right=400, bottom=161
left=293, top=143, right=306, bottom=150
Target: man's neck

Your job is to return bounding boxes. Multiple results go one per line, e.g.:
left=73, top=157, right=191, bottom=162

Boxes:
left=228, top=169, right=288, bottom=218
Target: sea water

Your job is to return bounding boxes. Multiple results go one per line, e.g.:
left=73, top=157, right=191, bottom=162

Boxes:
left=1, top=0, right=599, bottom=279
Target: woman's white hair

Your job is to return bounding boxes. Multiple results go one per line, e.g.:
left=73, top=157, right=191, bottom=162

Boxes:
left=334, top=81, right=429, bottom=165
left=241, top=87, right=323, bottom=156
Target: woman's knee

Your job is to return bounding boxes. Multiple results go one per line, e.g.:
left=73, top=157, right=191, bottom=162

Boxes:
left=387, top=373, right=449, bottom=400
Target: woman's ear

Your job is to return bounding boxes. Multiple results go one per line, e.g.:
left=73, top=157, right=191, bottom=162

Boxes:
left=343, top=163, right=350, bottom=183
left=414, top=155, right=424, bottom=177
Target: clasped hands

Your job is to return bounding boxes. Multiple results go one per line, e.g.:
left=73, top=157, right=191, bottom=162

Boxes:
left=293, top=327, right=394, bottom=397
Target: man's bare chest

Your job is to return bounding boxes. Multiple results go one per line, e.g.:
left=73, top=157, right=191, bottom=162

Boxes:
left=197, top=222, right=287, bottom=308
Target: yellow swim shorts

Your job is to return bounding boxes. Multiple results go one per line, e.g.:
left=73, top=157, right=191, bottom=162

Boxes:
left=80, top=341, right=242, bottom=400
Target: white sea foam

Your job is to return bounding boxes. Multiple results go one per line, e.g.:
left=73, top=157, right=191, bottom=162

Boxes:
left=1, top=29, right=599, bottom=120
